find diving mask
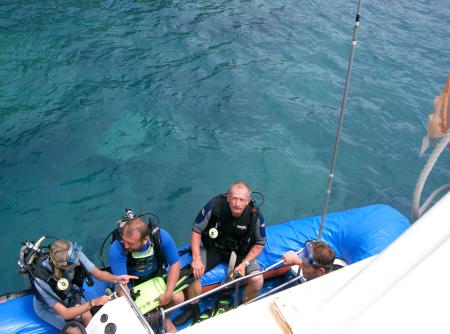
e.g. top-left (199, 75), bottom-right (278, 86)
top-left (67, 242), bottom-right (82, 265)
top-left (299, 240), bottom-right (332, 269)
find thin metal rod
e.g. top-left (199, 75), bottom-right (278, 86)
top-left (164, 259), bottom-right (281, 314)
top-left (117, 283), bottom-right (155, 334)
top-left (233, 280), bottom-right (240, 308)
top-left (245, 274), bottom-right (305, 304)
top-left (318, 0), bottom-right (363, 240)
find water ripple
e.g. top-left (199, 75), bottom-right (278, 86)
top-left (0, 0), bottom-right (449, 294)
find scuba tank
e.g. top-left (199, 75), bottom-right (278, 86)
top-left (17, 236), bottom-right (47, 288)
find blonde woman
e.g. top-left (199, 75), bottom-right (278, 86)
top-left (31, 240), bottom-right (136, 330)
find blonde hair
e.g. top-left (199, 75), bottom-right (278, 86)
top-left (49, 240), bottom-right (71, 280)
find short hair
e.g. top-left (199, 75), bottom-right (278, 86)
top-left (122, 217), bottom-right (149, 240)
top-left (228, 181), bottom-right (251, 198)
top-left (312, 241), bottom-right (335, 272)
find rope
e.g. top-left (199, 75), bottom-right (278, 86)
top-left (411, 128), bottom-right (450, 221)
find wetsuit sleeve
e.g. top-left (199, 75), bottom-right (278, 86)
top-left (160, 228), bottom-right (179, 265)
top-left (78, 251), bottom-right (95, 273)
top-left (109, 240), bottom-right (128, 276)
top-left (253, 214), bottom-right (267, 246)
top-left (192, 199), bottom-right (214, 234)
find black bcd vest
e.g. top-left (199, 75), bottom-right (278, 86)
top-left (112, 219), bottom-right (166, 279)
top-left (201, 194), bottom-right (259, 257)
top-left (25, 250), bottom-right (86, 306)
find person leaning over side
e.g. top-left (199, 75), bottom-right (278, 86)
top-left (283, 240), bottom-right (335, 281)
top-left (108, 216), bottom-right (184, 333)
top-left (31, 240), bottom-right (136, 331)
top-left (173, 181), bottom-right (266, 325)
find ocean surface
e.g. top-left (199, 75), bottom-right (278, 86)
top-left (1, 0), bottom-right (449, 295)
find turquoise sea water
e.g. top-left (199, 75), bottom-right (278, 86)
top-left (1, 0), bottom-right (449, 295)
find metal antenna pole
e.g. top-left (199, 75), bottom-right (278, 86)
top-left (318, 0), bottom-right (363, 240)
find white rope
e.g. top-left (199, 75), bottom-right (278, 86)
top-left (412, 128), bottom-right (450, 221)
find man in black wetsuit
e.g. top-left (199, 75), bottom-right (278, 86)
top-left (174, 181), bottom-right (266, 325)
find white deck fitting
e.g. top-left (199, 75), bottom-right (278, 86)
top-left (87, 297), bottom-right (149, 334)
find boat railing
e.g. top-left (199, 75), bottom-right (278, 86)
top-left (164, 249), bottom-right (303, 314)
top-left (246, 273), bottom-right (304, 304)
top-left (117, 283), bottom-right (157, 334)
top-left (103, 250), bottom-right (305, 333)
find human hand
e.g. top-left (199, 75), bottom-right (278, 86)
top-left (233, 263), bottom-right (246, 277)
top-left (156, 292), bottom-right (173, 306)
top-left (114, 275), bottom-right (139, 284)
top-left (282, 251), bottom-right (301, 266)
top-left (191, 257), bottom-right (205, 280)
top-left (91, 295), bottom-right (112, 307)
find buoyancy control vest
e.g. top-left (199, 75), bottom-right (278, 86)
top-left (20, 243), bottom-right (87, 306)
top-left (201, 194), bottom-right (260, 257)
top-left (112, 219), bottom-right (166, 280)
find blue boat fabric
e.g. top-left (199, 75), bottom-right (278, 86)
top-left (194, 204), bottom-right (410, 286)
top-left (0, 294), bottom-right (59, 334)
top-left (0, 204), bottom-right (410, 333)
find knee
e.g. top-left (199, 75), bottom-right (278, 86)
top-left (172, 291), bottom-right (185, 305)
top-left (192, 279), bottom-right (202, 292)
top-left (249, 274), bottom-right (264, 288)
top-left (186, 281), bottom-right (201, 299)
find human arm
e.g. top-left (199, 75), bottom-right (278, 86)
top-left (191, 231), bottom-right (204, 280)
top-left (234, 213), bottom-right (266, 275)
top-left (52, 295), bottom-right (111, 320)
top-left (282, 251), bottom-right (301, 266)
top-left (77, 248), bottom-right (136, 283)
top-left (74, 250), bottom-right (136, 285)
top-left (158, 261), bottom-right (180, 306)
top-left (234, 244), bottom-right (264, 276)
top-left (191, 200), bottom-right (214, 280)
top-left (91, 266), bottom-right (138, 284)
top-left (156, 229), bottom-right (181, 305)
